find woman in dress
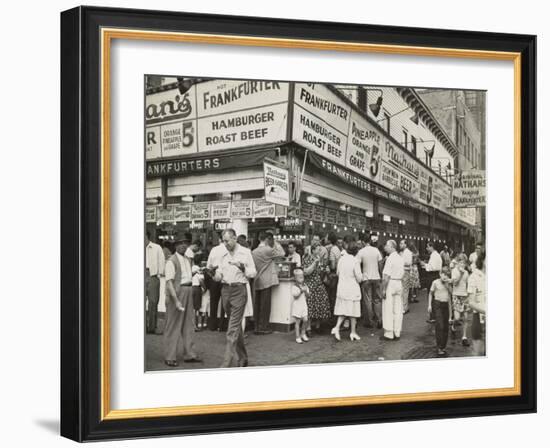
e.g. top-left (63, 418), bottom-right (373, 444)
top-left (303, 244), bottom-right (332, 333)
top-left (467, 250), bottom-right (486, 356)
top-left (332, 241), bottom-right (363, 341)
top-left (408, 242), bottom-right (421, 302)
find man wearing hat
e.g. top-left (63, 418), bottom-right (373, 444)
top-left (163, 232), bottom-right (202, 367)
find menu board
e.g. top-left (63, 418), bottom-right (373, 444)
top-left (312, 205), bottom-right (326, 222)
top-left (157, 205), bottom-right (175, 222)
top-left (230, 200), bottom-right (253, 219)
top-left (336, 211), bottom-right (348, 226)
top-left (174, 204), bottom-right (191, 222)
top-left (325, 208), bottom-right (337, 225)
top-left (210, 201), bottom-right (231, 220)
top-left (300, 203), bottom-right (314, 221)
top-left (145, 206), bottom-right (157, 223)
top-left (252, 199), bottom-right (277, 218)
top-left (190, 203), bottom-right (211, 221)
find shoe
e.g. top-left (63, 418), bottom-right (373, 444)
top-left (238, 359), bottom-right (249, 367)
top-left (394, 336), bottom-right (401, 341)
top-left (296, 337), bottom-right (303, 344)
top-left (331, 327), bottom-right (341, 341)
top-left (164, 360), bottom-right (178, 367)
top-left (379, 335), bottom-right (393, 342)
top-left (350, 333), bottom-right (361, 341)
top-left (437, 349), bottom-right (448, 358)
top-left (461, 338), bottom-right (470, 347)
top-left (301, 334), bottom-right (310, 342)
top-left (183, 357), bottom-right (203, 363)
top-left (377, 322), bottom-right (383, 329)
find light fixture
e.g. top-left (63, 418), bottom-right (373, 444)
top-left (369, 94), bottom-right (384, 117)
top-left (306, 195), bottom-right (320, 204)
top-left (252, 217), bottom-right (256, 223)
top-left (365, 210), bottom-right (374, 218)
top-left (353, 228), bottom-right (357, 232)
top-left (210, 219), bottom-right (214, 224)
top-left (180, 195), bottom-right (194, 203)
top-left (344, 226), bottom-right (348, 231)
top-left (399, 219), bottom-right (406, 225)
top-left (156, 220), bottom-right (162, 226)
top-left (309, 220), bottom-right (313, 226)
top-left (322, 223), bottom-right (326, 228)
top-left (339, 204), bottom-right (349, 211)
top-left (334, 225), bottom-right (337, 229)
top-left (274, 216), bottom-right (279, 222)
top-left (383, 214), bottom-right (391, 222)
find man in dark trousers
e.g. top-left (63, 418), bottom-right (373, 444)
top-left (206, 233), bottom-right (227, 331)
top-left (213, 229), bottom-right (257, 367)
top-left (163, 232), bottom-right (202, 367)
top-left (252, 231), bottom-right (285, 334)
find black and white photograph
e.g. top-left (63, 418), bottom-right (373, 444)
top-left (144, 76), bottom-right (487, 371)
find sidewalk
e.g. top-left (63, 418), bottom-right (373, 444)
top-left (145, 289), bottom-right (480, 371)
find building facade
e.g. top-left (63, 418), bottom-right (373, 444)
top-left (145, 78), bottom-right (478, 254)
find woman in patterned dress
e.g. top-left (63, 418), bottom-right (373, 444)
top-left (408, 243), bottom-right (421, 302)
top-left (303, 244), bottom-right (332, 333)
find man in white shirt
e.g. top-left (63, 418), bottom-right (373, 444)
top-left (356, 236), bottom-right (383, 328)
top-left (206, 237), bottom-right (228, 331)
top-left (381, 240), bottom-right (405, 341)
top-left (163, 232), bottom-right (201, 366)
top-left (286, 241), bottom-right (302, 267)
top-left (469, 243), bottom-right (483, 270)
top-left (399, 240), bottom-right (413, 315)
top-left (145, 231), bottom-right (165, 334)
top-left (421, 242), bottom-right (443, 323)
top-left (214, 229), bottom-right (257, 367)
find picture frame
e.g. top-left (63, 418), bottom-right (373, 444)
top-left (60, 5), bottom-right (536, 442)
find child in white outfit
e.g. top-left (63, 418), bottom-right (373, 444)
top-left (292, 269), bottom-right (310, 344)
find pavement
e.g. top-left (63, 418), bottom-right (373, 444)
top-left (145, 289), bottom-right (481, 371)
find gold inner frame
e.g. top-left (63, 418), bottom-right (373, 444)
top-left (100, 27), bottom-right (522, 421)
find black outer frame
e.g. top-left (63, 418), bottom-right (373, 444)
top-left (60, 6), bottom-right (536, 442)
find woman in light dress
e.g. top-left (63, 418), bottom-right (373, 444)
top-left (331, 241), bottom-right (363, 342)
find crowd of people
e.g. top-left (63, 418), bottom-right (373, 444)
top-left (145, 229), bottom-right (486, 368)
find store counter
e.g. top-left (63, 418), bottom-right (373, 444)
top-left (269, 278), bottom-right (296, 332)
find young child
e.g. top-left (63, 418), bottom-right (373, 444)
top-left (191, 264), bottom-right (203, 331)
top-left (192, 262), bottom-right (209, 331)
top-left (428, 267), bottom-right (453, 357)
top-left (451, 254), bottom-right (470, 346)
top-left (291, 269), bottom-right (310, 344)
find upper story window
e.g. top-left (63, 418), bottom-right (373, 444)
top-left (411, 136), bottom-right (417, 156)
top-left (383, 111), bottom-right (391, 134)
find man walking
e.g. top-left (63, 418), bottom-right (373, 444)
top-left (356, 235), bottom-right (383, 328)
top-left (145, 231), bottom-right (165, 334)
top-left (421, 241), bottom-right (443, 323)
top-left (380, 240), bottom-right (405, 341)
top-left (399, 240), bottom-right (413, 315)
top-left (252, 231), bottom-right (285, 334)
top-left (163, 233), bottom-right (201, 367)
top-left (206, 235), bottom-right (227, 331)
top-left (213, 229), bottom-right (257, 368)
